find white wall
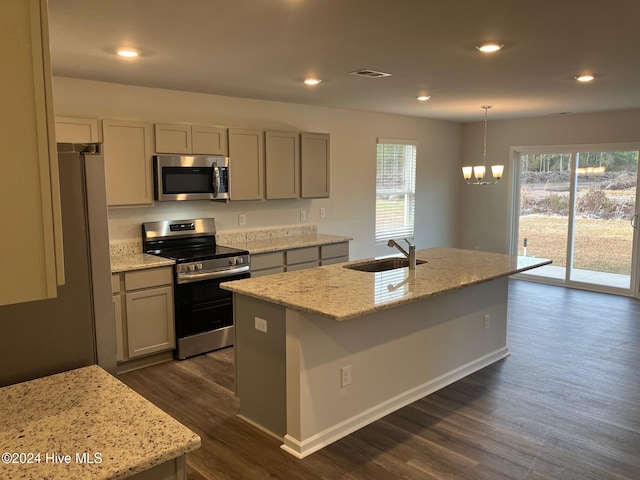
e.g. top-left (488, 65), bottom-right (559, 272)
top-left (52, 77), bottom-right (461, 260)
top-left (458, 108), bottom-right (640, 253)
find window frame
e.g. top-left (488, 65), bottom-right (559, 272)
top-left (375, 138), bottom-right (417, 243)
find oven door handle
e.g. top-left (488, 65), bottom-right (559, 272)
top-left (176, 265), bottom-right (250, 284)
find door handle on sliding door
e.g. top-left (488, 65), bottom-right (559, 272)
top-left (632, 213), bottom-right (639, 229)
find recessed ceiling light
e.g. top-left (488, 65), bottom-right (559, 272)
top-left (575, 74), bottom-right (595, 82)
top-left (476, 43), bottom-right (504, 53)
top-left (303, 78), bottom-right (322, 86)
top-left (349, 69), bottom-right (392, 78)
top-left (116, 48), bottom-right (140, 58)
top-left (417, 95), bottom-right (431, 102)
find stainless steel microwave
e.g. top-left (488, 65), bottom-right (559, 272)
top-left (154, 155), bottom-right (230, 202)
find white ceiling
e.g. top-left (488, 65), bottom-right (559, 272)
top-left (47, 0), bottom-right (640, 121)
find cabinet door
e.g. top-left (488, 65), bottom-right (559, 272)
top-left (228, 128), bottom-right (265, 201)
top-left (0, 0), bottom-right (63, 305)
top-left (55, 116), bottom-right (100, 143)
top-left (301, 133), bottom-right (330, 198)
top-left (192, 125), bottom-right (227, 155)
top-left (102, 119), bottom-right (153, 206)
top-left (125, 286), bottom-right (175, 358)
top-left (154, 123), bottom-right (191, 154)
top-left (265, 131), bottom-right (299, 199)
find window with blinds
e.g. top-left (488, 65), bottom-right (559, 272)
top-left (375, 139), bottom-right (417, 242)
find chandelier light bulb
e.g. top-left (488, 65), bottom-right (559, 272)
top-left (461, 105), bottom-right (504, 185)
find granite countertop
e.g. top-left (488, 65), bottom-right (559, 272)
top-left (0, 365), bottom-right (200, 480)
top-left (221, 247), bottom-right (551, 321)
top-left (111, 254), bottom-right (174, 273)
top-left (222, 233), bottom-right (352, 255)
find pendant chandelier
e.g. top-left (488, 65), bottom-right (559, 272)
top-left (462, 105), bottom-right (504, 185)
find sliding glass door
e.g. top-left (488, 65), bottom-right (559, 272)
top-left (512, 144), bottom-right (640, 297)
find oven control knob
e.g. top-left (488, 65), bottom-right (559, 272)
top-left (188, 264), bottom-right (196, 272)
top-left (196, 263), bottom-right (203, 270)
top-left (236, 257), bottom-right (244, 264)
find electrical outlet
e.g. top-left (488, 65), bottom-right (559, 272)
top-left (254, 317), bottom-right (268, 333)
top-left (483, 314), bottom-right (490, 330)
top-left (341, 365), bottom-right (352, 387)
top-left (320, 207), bottom-right (326, 219)
top-left (300, 210), bottom-right (307, 222)
top-left (238, 214), bottom-right (246, 226)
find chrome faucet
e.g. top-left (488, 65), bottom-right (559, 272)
top-left (387, 238), bottom-right (416, 269)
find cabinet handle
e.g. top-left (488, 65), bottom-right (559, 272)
top-left (632, 213), bottom-right (639, 229)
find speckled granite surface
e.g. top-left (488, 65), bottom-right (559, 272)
top-left (0, 365), bottom-right (200, 480)
top-left (109, 242), bottom-right (142, 257)
top-left (109, 226), bottom-right (349, 272)
top-left (110, 254), bottom-right (174, 273)
top-left (216, 224), bottom-right (318, 245)
top-left (221, 247), bottom-right (551, 321)
top-left (222, 233), bottom-right (352, 254)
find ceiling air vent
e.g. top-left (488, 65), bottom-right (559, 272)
top-left (349, 69), bottom-right (392, 78)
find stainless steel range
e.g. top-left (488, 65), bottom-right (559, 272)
top-left (142, 218), bottom-right (250, 359)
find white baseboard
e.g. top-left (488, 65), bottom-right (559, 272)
top-left (281, 346), bottom-right (509, 459)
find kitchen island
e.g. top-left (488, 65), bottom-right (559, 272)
top-left (221, 247), bottom-right (550, 458)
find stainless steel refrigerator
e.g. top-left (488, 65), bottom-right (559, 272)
top-left (0, 143), bottom-right (115, 386)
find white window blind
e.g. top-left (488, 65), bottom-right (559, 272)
top-left (375, 139), bottom-right (417, 242)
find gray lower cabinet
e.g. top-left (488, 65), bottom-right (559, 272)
top-left (250, 242), bottom-right (349, 277)
top-left (112, 267), bottom-right (175, 362)
top-left (320, 242), bottom-right (349, 265)
top-left (285, 246), bottom-right (319, 271)
top-left (251, 251), bottom-right (285, 277)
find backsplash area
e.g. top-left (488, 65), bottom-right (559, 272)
top-left (110, 224), bottom-right (318, 257)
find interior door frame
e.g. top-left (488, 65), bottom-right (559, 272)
top-left (508, 143), bottom-right (640, 299)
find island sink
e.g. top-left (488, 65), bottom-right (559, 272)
top-left (344, 257), bottom-right (427, 272)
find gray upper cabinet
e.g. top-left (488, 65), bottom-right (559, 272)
top-left (301, 132), bottom-right (330, 198)
top-left (228, 128), bottom-right (265, 201)
top-left (154, 124), bottom-right (191, 154)
top-left (155, 123), bottom-right (228, 155)
top-left (55, 116), bottom-right (100, 143)
top-left (1, 0), bottom-right (64, 305)
top-left (192, 125), bottom-right (227, 155)
top-left (265, 131), bottom-right (300, 199)
top-left (103, 119), bottom-right (154, 206)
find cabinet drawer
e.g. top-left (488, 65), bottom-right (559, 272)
top-left (320, 256), bottom-right (349, 266)
top-left (252, 266), bottom-right (285, 277)
top-left (320, 242), bottom-right (349, 260)
top-left (286, 246), bottom-right (319, 265)
top-left (124, 267), bottom-right (173, 291)
top-left (111, 274), bottom-right (121, 294)
top-left (251, 252), bottom-right (284, 271)
top-left (286, 260), bottom-right (319, 271)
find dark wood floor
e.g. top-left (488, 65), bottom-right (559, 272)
top-left (119, 280), bottom-right (640, 479)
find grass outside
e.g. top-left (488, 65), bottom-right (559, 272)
top-left (519, 215), bottom-right (633, 274)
